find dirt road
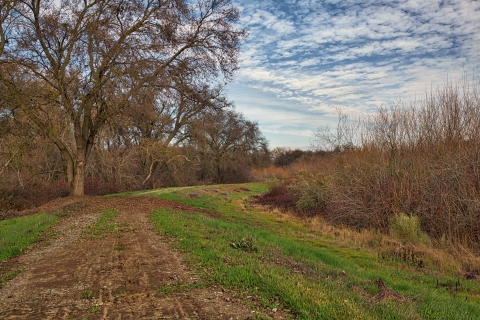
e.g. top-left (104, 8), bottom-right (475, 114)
top-left (0, 197), bottom-right (255, 319)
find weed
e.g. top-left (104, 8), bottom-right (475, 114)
top-left (390, 213), bottom-right (431, 245)
top-left (230, 235), bottom-right (258, 252)
top-left (1, 270), bottom-right (21, 287)
top-left (251, 165), bottom-right (290, 181)
top-left (114, 289), bottom-right (127, 298)
top-left (81, 290), bottom-right (93, 299)
top-left (53, 210), bottom-right (70, 218)
top-left (82, 210), bottom-right (118, 239)
top-left (157, 281), bottom-right (205, 294)
top-left (88, 305), bottom-right (99, 314)
top-left (114, 245), bottom-right (125, 251)
top-left (287, 170), bottom-right (328, 211)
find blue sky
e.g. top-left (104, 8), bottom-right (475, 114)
top-left (227, 0), bottom-right (480, 149)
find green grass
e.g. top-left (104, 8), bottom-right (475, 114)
top-left (146, 182), bottom-right (480, 320)
top-left (157, 280), bottom-right (206, 294)
top-left (82, 210), bottom-right (118, 239)
top-left (0, 212), bottom-right (58, 262)
top-left (81, 289), bottom-right (93, 299)
top-left (1, 269), bottom-right (22, 287)
top-left (88, 305), bottom-right (100, 314)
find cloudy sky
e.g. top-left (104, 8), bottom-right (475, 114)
top-left (226, 0), bottom-right (480, 149)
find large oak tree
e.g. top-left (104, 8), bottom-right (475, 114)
top-left (0, 0), bottom-right (245, 195)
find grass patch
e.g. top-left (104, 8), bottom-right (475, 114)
top-left (114, 289), bottom-right (127, 298)
top-left (88, 305), bottom-right (100, 314)
top-left (230, 235), bottom-right (258, 252)
top-left (82, 210), bottom-right (118, 239)
top-left (1, 269), bottom-right (22, 287)
top-left (81, 289), bottom-right (93, 299)
top-left (148, 183), bottom-right (480, 320)
top-left (157, 280), bottom-right (206, 294)
top-left (0, 212), bottom-right (58, 262)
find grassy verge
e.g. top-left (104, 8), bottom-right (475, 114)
top-left (148, 183), bottom-right (480, 319)
top-left (0, 213), bottom-right (58, 262)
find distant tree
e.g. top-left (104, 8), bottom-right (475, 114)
top-left (0, 0), bottom-right (246, 196)
top-left (190, 109), bottom-right (269, 183)
top-left (272, 148), bottom-right (305, 167)
top-left (311, 108), bottom-right (360, 152)
top-left (117, 83), bottom-right (229, 188)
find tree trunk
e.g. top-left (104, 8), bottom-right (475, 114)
top-left (216, 159), bottom-right (222, 184)
top-left (70, 148), bottom-right (86, 196)
top-left (71, 160), bottom-right (85, 196)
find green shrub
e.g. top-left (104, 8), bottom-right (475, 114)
top-left (390, 213), bottom-right (430, 245)
top-left (230, 235), bottom-right (258, 252)
top-left (287, 170), bottom-right (329, 212)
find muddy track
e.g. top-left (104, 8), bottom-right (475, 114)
top-left (0, 197), bottom-right (255, 319)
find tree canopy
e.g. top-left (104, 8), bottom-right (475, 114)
top-left (0, 0), bottom-right (246, 195)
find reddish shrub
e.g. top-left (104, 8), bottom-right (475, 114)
top-left (0, 179), bottom-right (128, 216)
top-left (84, 178), bottom-right (121, 196)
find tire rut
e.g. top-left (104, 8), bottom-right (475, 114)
top-left (0, 197), bottom-right (254, 320)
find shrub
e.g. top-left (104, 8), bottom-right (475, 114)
top-left (390, 213), bottom-right (431, 245)
top-left (84, 178), bottom-right (120, 196)
top-left (273, 148), bottom-right (305, 167)
top-left (254, 181), bottom-right (298, 211)
top-left (303, 75), bottom-right (480, 250)
top-left (230, 235), bottom-right (258, 252)
top-left (251, 165), bottom-right (290, 181)
top-left (287, 170), bottom-right (329, 212)
top-left (0, 182), bottom-right (69, 215)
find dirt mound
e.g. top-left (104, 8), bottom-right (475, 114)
top-left (0, 196), bottom-right (255, 319)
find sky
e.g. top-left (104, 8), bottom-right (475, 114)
top-left (226, 0), bottom-right (480, 149)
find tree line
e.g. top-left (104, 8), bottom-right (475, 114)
top-left (0, 0), bottom-right (270, 204)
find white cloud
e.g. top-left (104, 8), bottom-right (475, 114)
top-left (230, 0), bottom-right (480, 147)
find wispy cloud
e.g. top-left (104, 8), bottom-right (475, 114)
top-left (229, 0), bottom-right (480, 147)
top-left (48, 0), bottom-right (478, 149)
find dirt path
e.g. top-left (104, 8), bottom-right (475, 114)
top-left (134, 187), bottom-right (195, 196)
top-left (0, 197), bottom-right (255, 319)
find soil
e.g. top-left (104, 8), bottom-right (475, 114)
top-left (0, 196), bottom-right (262, 319)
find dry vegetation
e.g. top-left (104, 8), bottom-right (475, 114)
top-left (255, 76), bottom-right (480, 272)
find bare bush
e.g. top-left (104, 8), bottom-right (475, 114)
top-left (308, 76), bottom-right (480, 250)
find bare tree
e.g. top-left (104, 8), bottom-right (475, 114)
top-left (0, 0), bottom-right (246, 195)
top-left (111, 75), bottom-right (229, 187)
top-left (190, 109), bottom-right (268, 183)
top-left (311, 108), bottom-right (360, 152)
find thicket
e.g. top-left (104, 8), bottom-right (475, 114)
top-left (0, 109), bottom-right (270, 213)
top-left (261, 77), bottom-right (480, 251)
